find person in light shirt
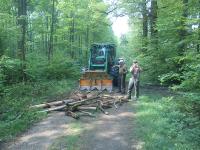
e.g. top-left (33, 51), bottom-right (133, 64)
top-left (127, 60), bottom-right (142, 100)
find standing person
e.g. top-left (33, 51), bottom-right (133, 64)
top-left (127, 60), bottom-right (142, 100)
top-left (117, 59), bottom-right (128, 94)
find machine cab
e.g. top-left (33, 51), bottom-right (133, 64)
top-left (89, 44), bottom-right (116, 72)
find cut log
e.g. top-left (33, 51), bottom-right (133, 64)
top-left (78, 106), bottom-right (97, 111)
top-left (70, 91), bottom-right (87, 100)
top-left (30, 99), bottom-right (75, 109)
top-left (79, 110), bottom-right (96, 117)
top-left (30, 103), bottom-right (51, 109)
top-left (102, 104), bottom-right (112, 109)
top-left (41, 105), bottom-right (66, 113)
top-left (68, 96), bottom-right (99, 106)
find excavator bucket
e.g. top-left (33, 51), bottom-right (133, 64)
top-left (79, 70), bottom-right (113, 92)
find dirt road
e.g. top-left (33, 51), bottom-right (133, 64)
top-left (2, 93), bottom-right (143, 150)
top-left (77, 101), bottom-right (143, 150)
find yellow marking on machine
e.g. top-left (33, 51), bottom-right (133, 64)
top-left (79, 70), bottom-right (113, 92)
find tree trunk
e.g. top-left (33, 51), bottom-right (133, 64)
top-left (71, 16), bottom-right (75, 58)
top-left (48, 0), bottom-right (55, 61)
top-left (85, 25), bottom-right (89, 61)
top-left (17, 0), bottom-right (27, 81)
top-left (178, 0), bottom-right (188, 55)
top-left (198, 23), bottom-right (200, 53)
top-left (197, 0), bottom-right (200, 53)
top-left (150, 0), bottom-right (158, 37)
top-left (45, 16), bottom-right (49, 56)
top-left (142, 0), bottom-right (148, 51)
top-left (150, 0), bottom-right (158, 52)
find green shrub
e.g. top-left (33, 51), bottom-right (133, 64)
top-left (0, 55), bottom-right (22, 85)
top-left (135, 94), bottom-right (200, 150)
top-left (0, 79), bottom-right (76, 141)
top-left (25, 52), bottom-right (80, 81)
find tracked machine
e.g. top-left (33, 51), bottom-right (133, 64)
top-left (79, 43), bottom-right (118, 92)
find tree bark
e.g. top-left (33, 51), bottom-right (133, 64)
top-left (150, 0), bottom-right (158, 51)
top-left (150, 0), bottom-right (158, 37)
top-left (197, 0), bottom-right (200, 53)
top-left (178, 0), bottom-right (188, 55)
top-left (17, 0), bottom-right (27, 81)
top-left (142, 0), bottom-right (148, 38)
top-left (48, 0), bottom-right (55, 61)
top-left (142, 0), bottom-right (148, 51)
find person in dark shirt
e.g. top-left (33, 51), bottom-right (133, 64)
top-left (117, 60), bottom-right (127, 94)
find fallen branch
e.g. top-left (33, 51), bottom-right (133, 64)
top-left (79, 110), bottom-right (96, 117)
top-left (30, 99), bottom-right (75, 109)
top-left (78, 106), bottom-right (97, 111)
top-left (97, 101), bottom-right (109, 115)
top-left (41, 105), bottom-right (66, 113)
top-left (65, 111), bottom-right (79, 119)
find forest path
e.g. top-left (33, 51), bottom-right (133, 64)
top-left (2, 112), bottom-right (75, 150)
top-left (75, 100), bottom-right (143, 150)
top-left (3, 86), bottom-right (168, 150)
top-left (2, 97), bottom-right (142, 150)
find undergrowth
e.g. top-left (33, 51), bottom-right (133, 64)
top-left (0, 79), bottom-right (77, 142)
top-left (134, 91), bottom-right (200, 150)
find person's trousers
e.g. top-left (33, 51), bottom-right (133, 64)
top-left (118, 74), bottom-right (126, 93)
top-left (127, 77), bottom-right (140, 98)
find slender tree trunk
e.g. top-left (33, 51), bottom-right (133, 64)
top-left (28, 16), bottom-right (33, 52)
top-left (198, 23), bottom-right (200, 53)
top-left (85, 26), bottom-right (89, 62)
top-left (71, 16), bottom-right (75, 58)
top-left (142, 0), bottom-right (148, 51)
top-left (150, 0), bottom-right (158, 51)
top-left (178, 0), bottom-right (188, 55)
top-left (150, 0), bottom-right (158, 37)
top-left (17, 0), bottom-right (27, 81)
top-left (197, 0), bottom-right (200, 53)
top-left (86, 26), bottom-right (89, 50)
top-left (78, 35), bottom-right (81, 58)
top-left (45, 16), bottom-right (49, 56)
top-left (48, 0), bottom-right (55, 61)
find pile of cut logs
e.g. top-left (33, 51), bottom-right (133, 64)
top-left (31, 91), bottom-right (128, 119)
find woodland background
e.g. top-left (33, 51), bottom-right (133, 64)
top-left (0, 0), bottom-right (199, 149)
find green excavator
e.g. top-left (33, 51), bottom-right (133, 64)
top-left (79, 43), bottom-right (118, 92)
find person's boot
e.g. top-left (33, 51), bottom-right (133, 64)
top-left (116, 90), bottom-right (121, 93)
top-left (121, 90), bottom-right (125, 94)
top-left (125, 94), bottom-right (131, 100)
top-left (134, 96), bottom-right (137, 100)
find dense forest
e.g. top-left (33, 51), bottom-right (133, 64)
top-left (0, 0), bottom-right (116, 141)
top-left (0, 0), bottom-right (200, 149)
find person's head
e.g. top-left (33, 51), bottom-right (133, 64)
top-left (133, 60), bottom-right (138, 64)
top-left (119, 60), bottom-right (124, 66)
top-left (133, 60), bottom-right (138, 67)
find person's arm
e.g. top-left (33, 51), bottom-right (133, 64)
top-left (129, 65), bottom-right (134, 73)
top-left (123, 65), bottom-right (128, 74)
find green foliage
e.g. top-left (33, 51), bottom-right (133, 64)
top-left (135, 93), bottom-right (200, 150)
top-left (159, 72), bottom-right (182, 85)
top-left (0, 0), bottom-right (117, 142)
top-left (0, 97), bottom-right (44, 141)
top-left (45, 53), bottom-right (80, 80)
top-left (0, 56), bottom-right (22, 85)
top-left (25, 52), bottom-right (80, 81)
top-left (0, 79), bottom-right (76, 141)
